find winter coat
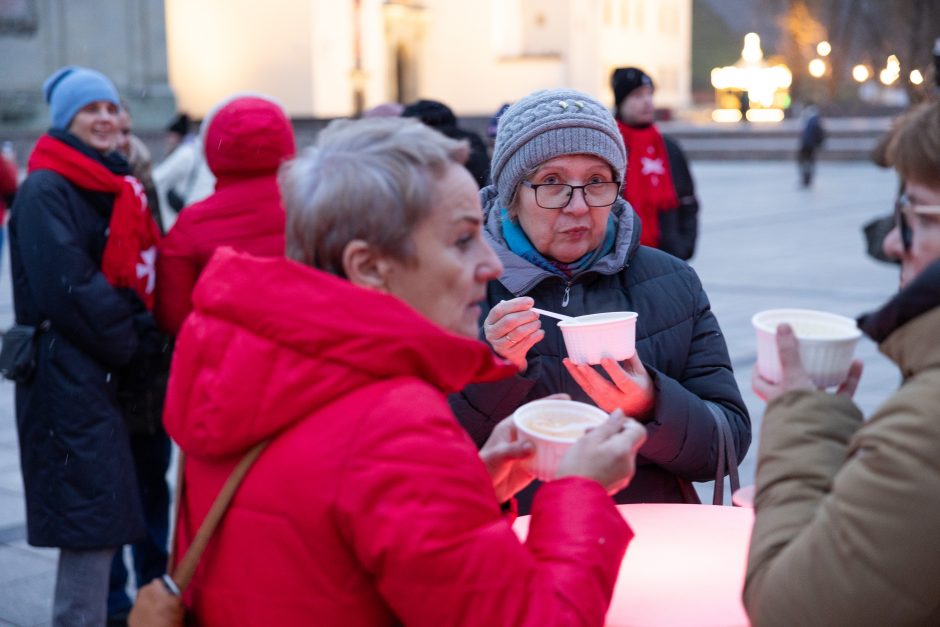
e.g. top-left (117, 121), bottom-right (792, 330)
top-left (451, 189), bottom-right (750, 507)
top-left (164, 248), bottom-right (633, 626)
top-left (744, 260), bottom-right (940, 627)
top-left (659, 135), bottom-right (699, 261)
top-left (154, 97), bottom-right (295, 335)
top-left (9, 129), bottom-right (146, 548)
top-left (799, 113), bottom-right (826, 151)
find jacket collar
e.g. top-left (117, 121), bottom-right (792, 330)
top-left (858, 259), bottom-right (940, 343)
top-left (479, 184), bottom-right (640, 296)
top-left (878, 306), bottom-right (940, 378)
top-left (858, 259), bottom-right (940, 375)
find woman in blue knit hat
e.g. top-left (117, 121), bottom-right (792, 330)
top-left (450, 88), bottom-right (750, 511)
top-left (8, 66), bottom-right (162, 625)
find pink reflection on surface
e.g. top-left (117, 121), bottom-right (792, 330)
top-left (514, 503), bottom-right (754, 627)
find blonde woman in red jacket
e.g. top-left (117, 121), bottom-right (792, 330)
top-left (163, 117), bottom-right (647, 625)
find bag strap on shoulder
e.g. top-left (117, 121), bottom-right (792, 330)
top-left (166, 440), bottom-right (268, 594)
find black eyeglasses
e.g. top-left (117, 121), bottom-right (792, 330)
top-left (521, 180), bottom-right (621, 209)
top-left (895, 193), bottom-right (940, 251)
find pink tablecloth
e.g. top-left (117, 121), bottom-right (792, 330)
top-left (513, 503), bottom-right (754, 627)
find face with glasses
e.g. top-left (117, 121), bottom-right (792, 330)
top-left (512, 154), bottom-right (620, 263)
top-left (883, 181), bottom-right (940, 288)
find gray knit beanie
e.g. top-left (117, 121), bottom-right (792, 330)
top-left (490, 88), bottom-right (626, 208)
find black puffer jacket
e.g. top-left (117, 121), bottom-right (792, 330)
top-left (9, 129), bottom-right (146, 548)
top-left (450, 188), bottom-right (750, 506)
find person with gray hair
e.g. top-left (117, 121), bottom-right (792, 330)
top-left (450, 88), bottom-right (750, 510)
top-left (160, 116), bottom-right (648, 624)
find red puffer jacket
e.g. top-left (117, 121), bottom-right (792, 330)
top-left (164, 249), bottom-right (633, 626)
top-left (154, 95), bottom-right (295, 335)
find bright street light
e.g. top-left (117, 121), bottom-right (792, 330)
top-left (816, 41), bottom-right (831, 57)
top-left (808, 58), bottom-right (826, 78)
top-left (911, 69), bottom-right (925, 85)
top-left (880, 55), bottom-right (901, 85)
top-left (852, 65), bottom-right (870, 82)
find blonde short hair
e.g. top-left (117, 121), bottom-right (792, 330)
top-left (280, 117), bottom-right (469, 276)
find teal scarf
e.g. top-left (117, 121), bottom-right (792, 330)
top-left (500, 208), bottom-right (616, 278)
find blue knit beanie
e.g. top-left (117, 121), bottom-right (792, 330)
top-left (42, 66), bottom-right (120, 130)
top-left (490, 88), bottom-right (627, 208)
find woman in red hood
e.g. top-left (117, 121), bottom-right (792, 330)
top-left (161, 117), bottom-right (647, 625)
top-left (154, 93), bottom-right (296, 335)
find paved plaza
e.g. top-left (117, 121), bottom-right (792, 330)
top-left (0, 158), bottom-right (902, 625)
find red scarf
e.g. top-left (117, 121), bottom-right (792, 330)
top-left (617, 121), bottom-right (679, 248)
top-left (28, 134), bottom-right (161, 310)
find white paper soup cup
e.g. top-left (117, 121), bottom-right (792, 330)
top-left (752, 308), bottom-right (862, 389)
top-left (557, 311), bottom-right (639, 365)
top-left (513, 399), bottom-right (608, 481)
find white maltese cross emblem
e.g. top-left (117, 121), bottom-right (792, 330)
top-left (136, 246), bottom-right (157, 294)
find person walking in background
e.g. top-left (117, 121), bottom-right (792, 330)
top-left (160, 116), bottom-right (647, 625)
top-left (154, 93), bottom-right (296, 336)
top-left (745, 101), bottom-right (940, 626)
top-left (9, 65), bottom-right (162, 626)
top-left (611, 67), bottom-right (700, 261)
top-left (402, 99), bottom-right (491, 188)
top-left (152, 112), bottom-right (214, 232)
top-left (449, 88), bottom-right (749, 512)
top-left (797, 103), bottom-right (826, 187)
top-left (738, 91), bottom-right (751, 123)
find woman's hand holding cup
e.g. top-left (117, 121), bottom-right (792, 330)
top-left (483, 297), bottom-right (544, 371)
top-left (555, 410), bottom-right (647, 495)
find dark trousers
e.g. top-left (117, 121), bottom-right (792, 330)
top-left (108, 429), bottom-right (172, 616)
top-left (798, 146), bottom-right (819, 187)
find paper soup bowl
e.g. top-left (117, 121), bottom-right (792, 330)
top-left (752, 308), bottom-right (862, 389)
top-left (557, 311), bottom-right (639, 365)
top-left (513, 399), bottom-right (608, 481)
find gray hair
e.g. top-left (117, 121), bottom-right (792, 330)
top-left (280, 117), bottom-right (469, 276)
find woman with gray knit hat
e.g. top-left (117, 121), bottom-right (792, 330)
top-left (450, 88), bottom-right (750, 508)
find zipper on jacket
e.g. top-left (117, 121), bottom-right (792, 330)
top-left (562, 282), bottom-right (571, 308)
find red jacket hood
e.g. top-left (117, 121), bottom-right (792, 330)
top-left (164, 248), bottom-right (516, 459)
top-left (204, 96), bottom-right (295, 180)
